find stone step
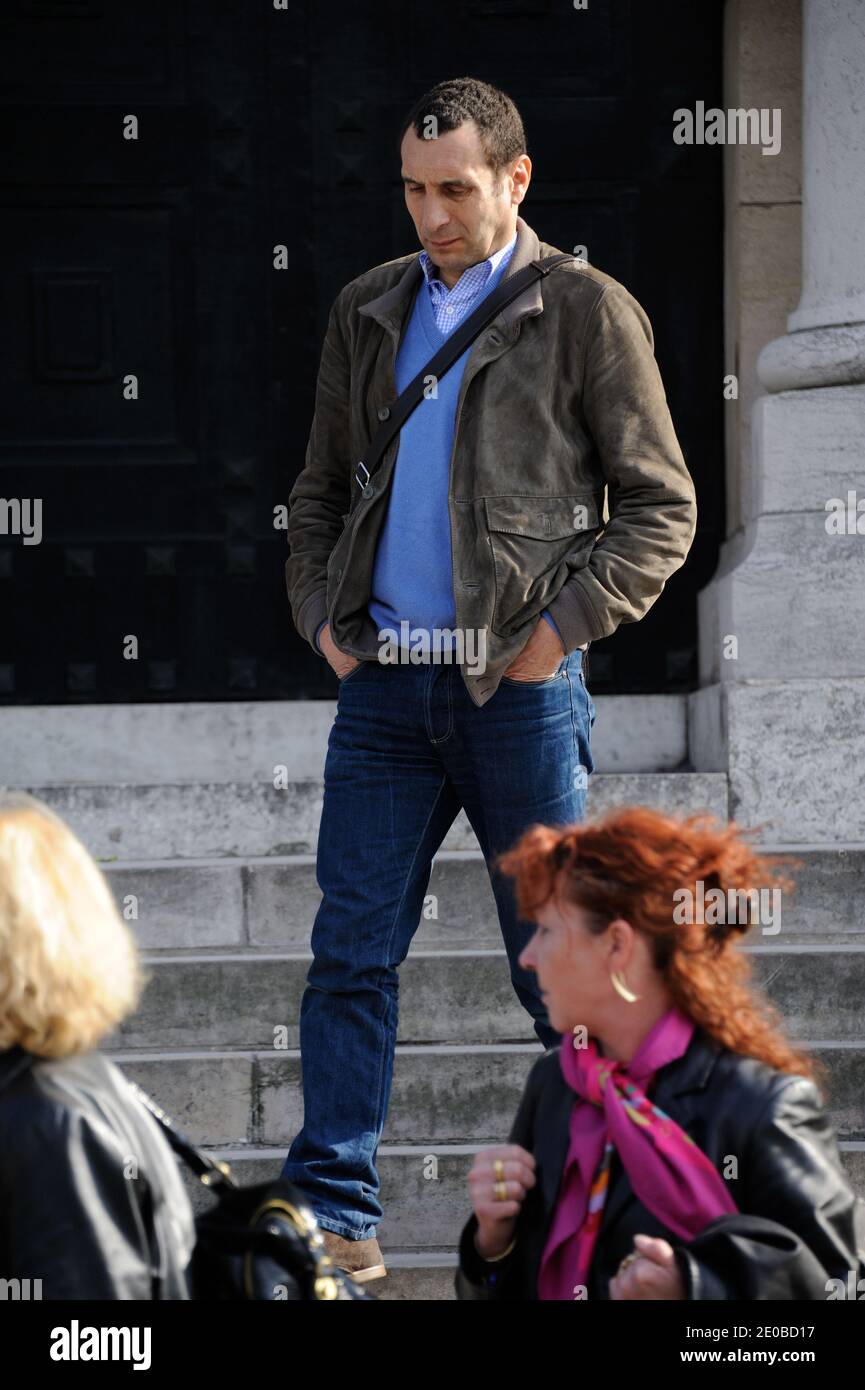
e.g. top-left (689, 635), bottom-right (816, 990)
top-left (110, 946), bottom-right (865, 1051)
top-left (22, 773), bottom-right (729, 862)
top-left (108, 1042), bottom-right (865, 1148)
top-left (372, 1255), bottom-right (459, 1302)
top-left (102, 846), bottom-right (865, 952)
top-left (0, 694), bottom-right (688, 784)
top-left (176, 1144), bottom-right (865, 1260)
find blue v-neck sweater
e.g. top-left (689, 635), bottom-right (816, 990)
top-left (315, 244), bottom-right (562, 656)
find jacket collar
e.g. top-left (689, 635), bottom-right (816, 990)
top-left (357, 214), bottom-right (545, 338)
top-left (652, 1026), bottom-right (724, 1098)
top-left (0, 1044), bottom-right (36, 1096)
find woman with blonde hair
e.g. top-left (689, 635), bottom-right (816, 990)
top-left (0, 791), bottom-right (195, 1298)
top-left (456, 806), bottom-right (864, 1300)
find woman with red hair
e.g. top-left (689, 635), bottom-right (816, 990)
top-left (456, 806), bottom-right (864, 1300)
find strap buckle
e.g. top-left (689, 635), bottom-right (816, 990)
top-left (532, 253), bottom-right (572, 277)
top-left (355, 460), bottom-right (370, 489)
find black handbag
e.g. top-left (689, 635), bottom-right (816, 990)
top-left (128, 1081), bottom-right (375, 1301)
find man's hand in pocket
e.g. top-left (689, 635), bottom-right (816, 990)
top-left (503, 617), bottom-right (565, 681)
top-left (319, 622), bottom-right (361, 680)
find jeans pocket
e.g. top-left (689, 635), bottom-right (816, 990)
top-left (500, 655), bottom-right (567, 686)
top-left (578, 666), bottom-right (597, 728)
top-left (337, 661), bottom-right (365, 686)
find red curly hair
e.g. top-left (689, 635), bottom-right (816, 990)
top-left (494, 805), bottom-right (824, 1090)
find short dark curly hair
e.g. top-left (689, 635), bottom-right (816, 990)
top-left (397, 76), bottom-right (527, 180)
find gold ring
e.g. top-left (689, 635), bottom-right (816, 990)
top-left (493, 1158), bottom-right (505, 1181)
top-left (618, 1252), bottom-right (639, 1272)
top-left (494, 1180), bottom-right (508, 1202)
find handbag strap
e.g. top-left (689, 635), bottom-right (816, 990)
top-left (126, 1078), bottom-right (239, 1192)
top-left (354, 250), bottom-right (575, 494)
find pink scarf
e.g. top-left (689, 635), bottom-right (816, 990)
top-left (537, 1008), bottom-right (738, 1300)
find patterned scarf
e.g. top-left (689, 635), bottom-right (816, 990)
top-left (537, 1008), bottom-right (738, 1299)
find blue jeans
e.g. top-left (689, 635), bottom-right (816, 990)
top-left (281, 648), bottom-right (596, 1239)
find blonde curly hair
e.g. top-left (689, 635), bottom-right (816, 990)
top-left (0, 792), bottom-right (145, 1057)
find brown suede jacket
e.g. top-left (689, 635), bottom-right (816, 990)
top-left (285, 215), bottom-right (697, 707)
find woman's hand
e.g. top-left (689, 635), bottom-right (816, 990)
top-left (608, 1234), bottom-right (686, 1300)
top-left (468, 1143), bottom-right (537, 1260)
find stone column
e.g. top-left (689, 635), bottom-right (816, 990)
top-left (692, 0), bottom-right (865, 844)
top-left (760, 0), bottom-right (865, 384)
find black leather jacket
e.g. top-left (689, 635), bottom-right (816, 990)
top-left (456, 1029), bottom-right (865, 1300)
top-left (0, 1045), bottom-right (196, 1299)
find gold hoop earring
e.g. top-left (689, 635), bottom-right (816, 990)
top-left (610, 970), bottom-right (640, 1003)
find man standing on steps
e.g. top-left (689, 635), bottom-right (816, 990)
top-left (283, 76), bottom-right (697, 1284)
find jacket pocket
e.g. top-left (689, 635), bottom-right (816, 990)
top-left (485, 493), bottom-right (601, 638)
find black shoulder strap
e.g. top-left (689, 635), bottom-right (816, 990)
top-left (354, 251), bottom-right (575, 494)
top-left (126, 1078), bottom-right (239, 1192)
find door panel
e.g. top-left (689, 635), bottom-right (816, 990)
top-left (0, 0), bottom-right (723, 701)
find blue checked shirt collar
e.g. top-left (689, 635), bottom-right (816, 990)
top-left (418, 230), bottom-right (518, 332)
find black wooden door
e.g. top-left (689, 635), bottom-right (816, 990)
top-left (0, 0), bottom-right (723, 703)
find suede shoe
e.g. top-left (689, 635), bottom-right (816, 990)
top-left (321, 1231), bottom-right (387, 1283)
